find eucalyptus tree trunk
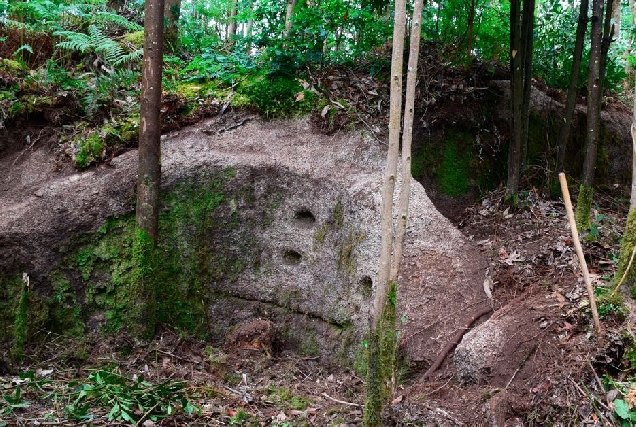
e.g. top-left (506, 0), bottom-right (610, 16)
top-left (363, 0), bottom-right (406, 423)
top-left (506, 0), bottom-right (523, 203)
top-left (576, 0), bottom-right (604, 230)
top-left (163, 0), bottom-right (180, 53)
top-left (133, 0), bottom-right (164, 339)
top-left (557, 0), bottom-right (589, 173)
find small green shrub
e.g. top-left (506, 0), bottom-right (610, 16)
top-left (239, 75), bottom-right (316, 118)
top-left (74, 133), bottom-right (105, 168)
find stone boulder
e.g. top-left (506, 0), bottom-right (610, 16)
top-left (0, 113), bottom-right (488, 365)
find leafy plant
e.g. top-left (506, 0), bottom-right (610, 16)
top-left (64, 369), bottom-right (199, 423)
top-left (0, 386), bottom-right (30, 419)
top-left (55, 25), bottom-right (142, 70)
top-left (239, 75), bottom-right (316, 118)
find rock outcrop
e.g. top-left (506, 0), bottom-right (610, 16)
top-left (0, 113), bottom-right (488, 365)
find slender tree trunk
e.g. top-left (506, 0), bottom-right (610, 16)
top-left (284, 0), bottom-right (297, 37)
top-left (467, 0), bottom-right (475, 59)
top-left (391, 0), bottom-right (424, 283)
top-left (133, 0), bottom-right (164, 339)
top-left (557, 0), bottom-right (589, 173)
top-left (163, 0), bottom-right (180, 53)
top-left (506, 0), bottom-right (523, 203)
top-left (599, 0), bottom-right (615, 90)
top-left (631, 82), bottom-right (636, 210)
top-left (364, 0), bottom-right (406, 423)
top-left (227, 0), bottom-right (238, 42)
top-left (519, 0), bottom-right (536, 170)
top-left (611, 0), bottom-right (620, 39)
top-left (576, 0), bottom-right (604, 230)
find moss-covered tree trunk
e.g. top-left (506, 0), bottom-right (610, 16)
top-left (576, 0), bottom-right (604, 230)
top-left (133, 0), bottom-right (164, 339)
top-left (614, 208), bottom-right (636, 297)
top-left (557, 0), bottom-right (588, 173)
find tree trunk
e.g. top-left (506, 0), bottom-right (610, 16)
top-left (611, 0), bottom-right (620, 39)
top-left (631, 73), bottom-right (636, 210)
top-left (576, 0), bottom-right (604, 230)
top-left (284, 0), bottom-right (297, 37)
top-left (163, 0), bottom-right (180, 53)
top-left (557, 0), bottom-right (589, 173)
top-left (133, 0), bottom-right (164, 339)
top-left (364, 0), bottom-right (406, 423)
top-left (599, 0), bottom-right (615, 91)
top-left (467, 0), bottom-right (475, 59)
top-left (519, 0), bottom-right (535, 171)
top-left (391, 0), bottom-right (424, 282)
top-left (227, 0), bottom-right (238, 42)
top-left (506, 0), bottom-right (523, 203)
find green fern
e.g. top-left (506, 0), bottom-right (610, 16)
top-left (93, 12), bottom-right (142, 31)
top-left (55, 25), bottom-right (142, 68)
top-left (3, 0), bottom-right (141, 33)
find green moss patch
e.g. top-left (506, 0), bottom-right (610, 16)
top-left (39, 168), bottom-right (246, 340)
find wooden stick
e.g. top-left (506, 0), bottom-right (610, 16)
top-left (558, 173), bottom-right (601, 333)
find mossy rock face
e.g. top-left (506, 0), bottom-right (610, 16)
top-left (412, 126), bottom-right (502, 202)
top-left (0, 117), bottom-right (488, 368)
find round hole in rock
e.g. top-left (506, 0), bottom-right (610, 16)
top-left (359, 276), bottom-right (373, 298)
top-left (283, 249), bottom-right (303, 265)
top-left (294, 208), bottom-right (316, 227)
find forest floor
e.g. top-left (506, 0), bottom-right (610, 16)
top-left (0, 175), bottom-right (633, 425)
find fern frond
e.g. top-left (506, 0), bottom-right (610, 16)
top-left (0, 18), bottom-right (32, 30)
top-left (54, 30), bottom-right (94, 53)
top-left (113, 49), bottom-right (143, 66)
top-left (93, 12), bottom-right (143, 31)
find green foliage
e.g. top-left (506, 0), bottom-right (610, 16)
top-left (55, 25), bottom-right (142, 68)
top-left (240, 75), bottom-right (316, 118)
top-left (63, 369), bottom-right (199, 423)
top-left (594, 287), bottom-right (626, 320)
top-left (422, 0), bottom-right (509, 63)
top-left (74, 133), bottom-right (105, 168)
top-left (0, 386), bottom-right (30, 419)
top-left (3, 0), bottom-right (141, 33)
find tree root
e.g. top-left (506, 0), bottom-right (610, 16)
top-left (423, 306), bottom-right (493, 379)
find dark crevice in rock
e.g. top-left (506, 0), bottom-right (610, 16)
top-left (282, 249), bottom-right (302, 265)
top-left (293, 208), bottom-right (316, 227)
